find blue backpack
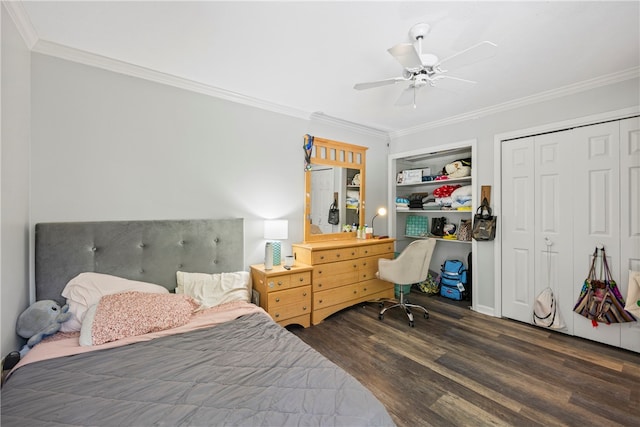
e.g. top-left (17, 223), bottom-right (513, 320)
top-left (439, 260), bottom-right (468, 301)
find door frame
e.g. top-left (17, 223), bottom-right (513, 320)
top-left (492, 106), bottom-right (639, 318)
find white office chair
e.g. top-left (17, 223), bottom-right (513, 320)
top-left (377, 239), bottom-right (436, 327)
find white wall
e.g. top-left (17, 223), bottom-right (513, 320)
top-left (389, 77), bottom-right (640, 314)
top-left (1, 4), bottom-right (31, 357)
top-left (29, 53), bottom-right (389, 287)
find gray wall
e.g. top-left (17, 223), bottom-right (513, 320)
top-left (389, 78), bottom-right (640, 314)
top-left (1, 5), bottom-right (31, 357)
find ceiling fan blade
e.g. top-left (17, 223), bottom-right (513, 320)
top-left (431, 75), bottom-right (477, 93)
top-left (435, 40), bottom-right (497, 71)
top-left (388, 43), bottom-right (422, 69)
top-left (394, 85), bottom-right (424, 107)
top-left (353, 77), bottom-right (407, 91)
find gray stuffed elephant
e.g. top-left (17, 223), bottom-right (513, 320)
top-left (16, 300), bottom-right (72, 356)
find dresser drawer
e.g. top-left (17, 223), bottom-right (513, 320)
top-left (313, 283), bottom-right (359, 309)
top-left (359, 278), bottom-right (394, 297)
top-left (311, 247), bottom-right (359, 264)
top-left (358, 254), bottom-right (394, 281)
top-left (359, 242), bottom-right (395, 257)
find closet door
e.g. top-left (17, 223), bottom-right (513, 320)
top-left (501, 133), bottom-right (574, 328)
top-left (571, 121), bottom-right (621, 346)
top-left (501, 137), bottom-right (536, 322)
top-left (533, 131), bottom-right (575, 334)
top-left (620, 117), bottom-right (640, 352)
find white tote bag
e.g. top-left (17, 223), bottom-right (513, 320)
top-left (624, 270), bottom-right (640, 317)
top-left (533, 287), bottom-right (566, 329)
top-left (533, 240), bottom-right (566, 330)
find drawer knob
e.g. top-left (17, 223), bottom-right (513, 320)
top-left (275, 297), bottom-right (280, 302)
top-left (363, 262), bottom-right (367, 266)
top-left (299, 277), bottom-right (304, 282)
top-left (277, 281), bottom-right (283, 286)
top-left (275, 313), bottom-right (280, 318)
top-left (303, 292), bottom-right (307, 297)
top-left (364, 287), bottom-right (367, 291)
top-left (303, 306), bottom-right (307, 311)
top-left (319, 299), bottom-right (323, 303)
top-left (353, 290), bottom-right (357, 294)
top-left (336, 254), bottom-right (340, 258)
top-left (320, 255), bottom-right (325, 260)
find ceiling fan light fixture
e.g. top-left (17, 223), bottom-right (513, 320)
top-left (409, 23), bottom-right (431, 42)
top-left (420, 53), bottom-right (439, 67)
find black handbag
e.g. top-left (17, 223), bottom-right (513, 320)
top-left (431, 217), bottom-right (446, 237)
top-left (472, 198), bottom-right (497, 241)
top-left (328, 200), bottom-right (340, 225)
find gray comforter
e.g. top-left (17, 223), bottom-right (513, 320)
top-left (1, 312), bottom-right (395, 426)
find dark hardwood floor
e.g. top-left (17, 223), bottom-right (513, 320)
top-left (289, 290), bottom-right (640, 427)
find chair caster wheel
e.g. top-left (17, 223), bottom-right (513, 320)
top-left (409, 321), bottom-right (415, 327)
top-left (378, 314), bottom-right (384, 321)
top-left (379, 302), bottom-right (384, 308)
top-left (424, 313), bottom-right (429, 319)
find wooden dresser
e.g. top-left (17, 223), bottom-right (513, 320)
top-left (250, 263), bottom-right (313, 328)
top-left (292, 238), bottom-right (395, 325)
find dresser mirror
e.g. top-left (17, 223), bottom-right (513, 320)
top-left (303, 137), bottom-right (367, 242)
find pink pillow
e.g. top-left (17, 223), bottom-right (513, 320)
top-left (61, 273), bottom-right (169, 332)
top-left (79, 292), bottom-right (199, 346)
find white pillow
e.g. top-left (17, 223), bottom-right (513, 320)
top-left (451, 185), bottom-right (472, 198)
top-left (176, 271), bottom-right (251, 308)
top-left (60, 272), bottom-right (169, 332)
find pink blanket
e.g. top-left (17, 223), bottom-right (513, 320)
top-left (10, 300), bottom-right (268, 375)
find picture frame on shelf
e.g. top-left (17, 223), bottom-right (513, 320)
top-left (396, 172), bottom-right (404, 184)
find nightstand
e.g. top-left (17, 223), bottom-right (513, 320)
top-left (250, 263), bottom-right (312, 328)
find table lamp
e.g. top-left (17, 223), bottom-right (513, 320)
top-left (371, 207), bottom-right (387, 237)
top-left (264, 219), bottom-right (288, 270)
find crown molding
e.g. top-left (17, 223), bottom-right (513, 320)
top-left (32, 39), bottom-right (316, 122)
top-left (31, 38), bottom-right (392, 138)
top-left (390, 67), bottom-right (640, 138)
top-left (3, 0), bottom-right (39, 49)
top-left (309, 112), bottom-right (390, 139)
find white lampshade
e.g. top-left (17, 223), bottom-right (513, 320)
top-left (264, 220), bottom-right (288, 240)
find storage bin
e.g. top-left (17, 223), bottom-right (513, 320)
top-left (405, 215), bottom-right (428, 237)
top-left (394, 284), bottom-right (412, 298)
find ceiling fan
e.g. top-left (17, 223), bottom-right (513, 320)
top-left (354, 23), bottom-right (497, 108)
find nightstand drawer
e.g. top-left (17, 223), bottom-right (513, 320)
top-left (262, 271), bottom-right (311, 292)
top-left (267, 285), bottom-right (311, 307)
top-left (267, 286), bottom-right (311, 321)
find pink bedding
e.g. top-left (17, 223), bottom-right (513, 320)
top-left (10, 300), bottom-right (268, 375)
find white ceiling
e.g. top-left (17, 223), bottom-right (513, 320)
top-left (12, 1), bottom-right (640, 136)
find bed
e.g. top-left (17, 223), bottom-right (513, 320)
top-left (1, 219), bottom-right (395, 426)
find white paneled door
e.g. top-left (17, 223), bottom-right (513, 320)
top-left (501, 117), bottom-right (640, 351)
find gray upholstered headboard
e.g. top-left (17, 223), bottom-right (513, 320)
top-left (35, 219), bottom-right (244, 305)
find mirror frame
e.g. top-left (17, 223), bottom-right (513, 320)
top-left (304, 137), bottom-right (367, 242)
